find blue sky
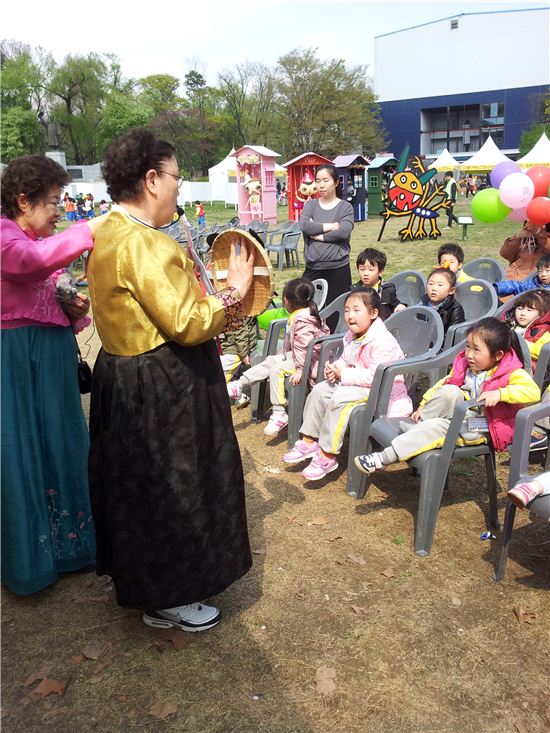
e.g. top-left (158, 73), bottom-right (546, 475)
top-left (2, 0), bottom-right (547, 85)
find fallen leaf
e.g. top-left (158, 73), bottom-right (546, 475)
top-left (347, 554), bottom-right (366, 565)
top-left (82, 641), bottom-right (112, 660)
top-left (113, 695), bottom-right (128, 703)
top-left (158, 629), bottom-right (186, 650)
top-left (450, 596), bottom-right (462, 607)
top-left (42, 700), bottom-right (54, 711)
top-left (89, 673), bottom-right (104, 684)
top-left (33, 678), bottom-right (69, 698)
top-left (311, 516), bottom-right (329, 526)
top-left (513, 718), bottom-right (529, 733)
top-left (381, 567), bottom-right (395, 578)
top-left (24, 663), bottom-right (53, 687)
top-left (315, 666), bottom-right (336, 695)
top-left (328, 535), bottom-right (342, 542)
top-left (262, 465), bottom-right (280, 474)
top-left (351, 605), bottom-right (369, 616)
top-left (252, 548), bottom-right (266, 555)
top-left (513, 606), bottom-right (536, 624)
top-left (286, 515), bottom-right (297, 524)
top-left (93, 660), bottom-right (110, 674)
top-left (71, 655), bottom-right (84, 666)
top-left (353, 628), bottom-right (365, 638)
top-left (149, 701), bottom-right (178, 720)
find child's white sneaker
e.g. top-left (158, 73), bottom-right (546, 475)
top-left (227, 381), bottom-right (243, 399)
top-left (264, 411), bottom-right (288, 436)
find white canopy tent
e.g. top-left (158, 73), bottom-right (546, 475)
top-left (459, 136), bottom-right (512, 172)
top-left (427, 148), bottom-right (460, 172)
top-left (516, 132), bottom-right (550, 168)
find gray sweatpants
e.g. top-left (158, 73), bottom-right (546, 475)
top-left (239, 354), bottom-right (295, 407)
top-left (392, 384), bottom-right (485, 461)
top-left (300, 380), bottom-right (370, 455)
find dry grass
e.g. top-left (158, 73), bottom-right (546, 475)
top-left (2, 199), bottom-right (549, 732)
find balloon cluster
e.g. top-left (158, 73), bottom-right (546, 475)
top-left (471, 162), bottom-right (550, 225)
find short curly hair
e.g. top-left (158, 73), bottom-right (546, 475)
top-left (1, 155), bottom-right (70, 220)
top-left (101, 128), bottom-right (176, 203)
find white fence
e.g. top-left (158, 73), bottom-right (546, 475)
top-left (180, 181), bottom-right (238, 208)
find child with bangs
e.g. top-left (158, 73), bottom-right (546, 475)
top-left (421, 267), bottom-right (465, 337)
top-left (282, 287), bottom-right (412, 483)
top-left (503, 289), bottom-right (550, 364)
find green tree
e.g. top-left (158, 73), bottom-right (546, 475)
top-left (275, 48), bottom-right (386, 159)
top-left (47, 53), bottom-right (108, 164)
top-left (518, 93), bottom-right (550, 156)
top-left (1, 107), bottom-right (46, 160)
top-left (98, 92), bottom-right (153, 155)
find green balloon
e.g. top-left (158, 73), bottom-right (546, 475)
top-left (471, 187), bottom-right (511, 223)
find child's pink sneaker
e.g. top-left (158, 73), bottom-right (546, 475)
top-left (507, 481), bottom-right (543, 508)
top-left (301, 453), bottom-right (338, 481)
top-left (283, 439), bottom-right (318, 464)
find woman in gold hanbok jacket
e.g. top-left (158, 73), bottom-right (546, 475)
top-left (87, 129), bottom-right (254, 633)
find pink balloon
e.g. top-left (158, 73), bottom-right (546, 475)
top-left (526, 196), bottom-right (550, 226)
top-left (508, 206), bottom-right (527, 222)
top-left (498, 172), bottom-right (535, 209)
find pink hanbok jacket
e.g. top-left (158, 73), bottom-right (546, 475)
top-left (333, 316), bottom-right (413, 416)
top-left (1, 218), bottom-right (92, 332)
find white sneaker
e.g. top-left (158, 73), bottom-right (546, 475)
top-left (264, 411), bottom-right (289, 436)
top-left (236, 393), bottom-right (251, 408)
top-left (143, 602), bottom-right (221, 632)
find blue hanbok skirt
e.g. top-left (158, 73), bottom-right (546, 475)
top-left (1, 325), bottom-right (95, 595)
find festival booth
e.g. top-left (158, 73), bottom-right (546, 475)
top-left (516, 132), bottom-right (550, 169)
top-left (283, 152), bottom-right (333, 221)
top-left (428, 148), bottom-right (460, 173)
top-left (459, 136), bottom-right (512, 174)
top-left (235, 145), bottom-right (280, 226)
top-left (366, 156), bottom-right (397, 217)
top-left (333, 154), bottom-right (370, 221)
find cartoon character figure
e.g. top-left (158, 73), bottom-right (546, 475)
top-left (294, 170), bottom-right (318, 218)
top-left (383, 145), bottom-right (450, 241)
top-left (244, 178), bottom-right (262, 219)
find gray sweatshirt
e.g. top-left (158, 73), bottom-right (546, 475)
top-left (299, 199), bottom-right (355, 270)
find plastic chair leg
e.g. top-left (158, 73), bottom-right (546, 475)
top-left (346, 410), bottom-right (372, 499)
top-left (287, 384), bottom-right (305, 448)
top-left (414, 457), bottom-right (447, 556)
top-left (493, 501), bottom-right (516, 581)
top-left (484, 451), bottom-right (500, 529)
top-left (251, 381), bottom-right (267, 423)
top-left (278, 249), bottom-right (285, 271)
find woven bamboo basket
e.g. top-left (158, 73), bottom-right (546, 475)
top-left (209, 229), bottom-right (275, 316)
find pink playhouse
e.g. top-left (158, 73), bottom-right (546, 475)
top-left (235, 145), bottom-right (280, 226)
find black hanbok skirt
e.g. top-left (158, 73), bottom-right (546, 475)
top-left (88, 339), bottom-right (252, 610)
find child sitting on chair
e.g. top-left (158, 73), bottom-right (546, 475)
top-left (421, 267), bottom-right (465, 337)
top-left (354, 247), bottom-right (406, 320)
top-left (503, 289), bottom-right (550, 365)
top-left (494, 253), bottom-right (550, 297)
top-left (220, 317), bottom-right (258, 405)
top-left (282, 287), bottom-right (412, 482)
top-left (355, 318), bottom-right (540, 475)
top-left (227, 278), bottom-right (330, 436)
top-left (437, 242), bottom-right (473, 284)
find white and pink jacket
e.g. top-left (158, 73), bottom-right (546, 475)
top-left (1, 218), bottom-right (92, 333)
top-left (332, 316), bottom-right (413, 416)
top-left (283, 307), bottom-right (330, 384)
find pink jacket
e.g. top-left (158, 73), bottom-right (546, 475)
top-left (333, 316), bottom-right (413, 416)
top-left (284, 307), bottom-right (330, 383)
top-left (445, 349), bottom-right (539, 451)
top-left (1, 218), bottom-right (92, 332)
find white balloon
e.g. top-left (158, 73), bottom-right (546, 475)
top-left (498, 173), bottom-right (535, 209)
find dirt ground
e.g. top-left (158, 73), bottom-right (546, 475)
top-left (2, 295), bottom-right (550, 733)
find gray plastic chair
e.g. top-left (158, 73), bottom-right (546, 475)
top-left (248, 220), bottom-right (261, 232)
top-left (363, 342), bottom-right (500, 556)
top-left (387, 270), bottom-right (426, 307)
top-left (312, 278), bottom-right (329, 310)
top-left (249, 317), bottom-right (288, 422)
top-left (444, 279), bottom-right (498, 349)
top-left (265, 221), bottom-right (295, 247)
top-left (256, 221), bottom-right (269, 243)
top-left (534, 341), bottom-right (550, 390)
top-left (463, 257), bottom-right (505, 283)
top-left (266, 230), bottom-right (302, 271)
top-left (346, 306), bottom-right (445, 498)
top-left (494, 401), bottom-right (550, 581)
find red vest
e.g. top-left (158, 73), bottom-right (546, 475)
top-left (445, 349), bottom-right (524, 451)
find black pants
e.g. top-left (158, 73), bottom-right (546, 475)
top-left (447, 204), bottom-right (459, 227)
top-left (303, 263), bottom-right (352, 332)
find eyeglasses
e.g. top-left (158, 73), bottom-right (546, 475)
top-left (159, 171), bottom-right (184, 189)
